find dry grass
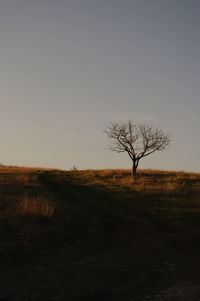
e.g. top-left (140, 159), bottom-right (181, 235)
top-left (16, 195), bottom-right (56, 218)
top-left (0, 166), bottom-right (199, 220)
top-left (1, 194), bottom-right (56, 221)
top-left (70, 168), bottom-right (200, 195)
top-left (0, 166), bottom-right (57, 221)
top-left (0, 166), bottom-right (200, 301)
top-left (129, 180), bottom-right (183, 194)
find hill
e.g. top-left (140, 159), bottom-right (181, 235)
top-left (0, 166), bottom-right (200, 300)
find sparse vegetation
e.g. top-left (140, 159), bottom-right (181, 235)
top-left (0, 166), bottom-right (200, 300)
top-left (15, 195), bottom-right (55, 218)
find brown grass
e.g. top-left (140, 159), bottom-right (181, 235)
top-left (16, 195), bottom-right (55, 218)
top-left (0, 166), bottom-right (200, 301)
top-left (0, 166), bottom-right (199, 220)
top-left (0, 166), bottom-right (57, 221)
top-left (1, 194), bottom-right (56, 221)
top-left (70, 168), bottom-right (200, 195)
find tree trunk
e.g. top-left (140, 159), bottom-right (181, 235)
top-left (131, 160), bottom-right (138, 180)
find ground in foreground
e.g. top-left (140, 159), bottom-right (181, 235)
top-left (0, 166), bottom-right (200, 300)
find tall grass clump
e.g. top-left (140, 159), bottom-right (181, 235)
top-left (2, 194), bottom-right (57, 222)
top-left (17, 195), bottom-right (56, 219)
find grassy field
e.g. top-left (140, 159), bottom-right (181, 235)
top-left (0, 166), bottom-right (200, 300)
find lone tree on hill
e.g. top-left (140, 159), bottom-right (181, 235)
top-left (104, 121), bottom-right (171, 179)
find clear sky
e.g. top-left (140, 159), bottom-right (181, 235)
top-left (0, 0), bottom-right (199, 171)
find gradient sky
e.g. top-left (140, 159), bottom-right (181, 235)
top-left (0, 0), bottom-right (199, 171)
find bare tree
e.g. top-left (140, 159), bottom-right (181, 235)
top-left (104, 121), bottom-right (171, 179)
